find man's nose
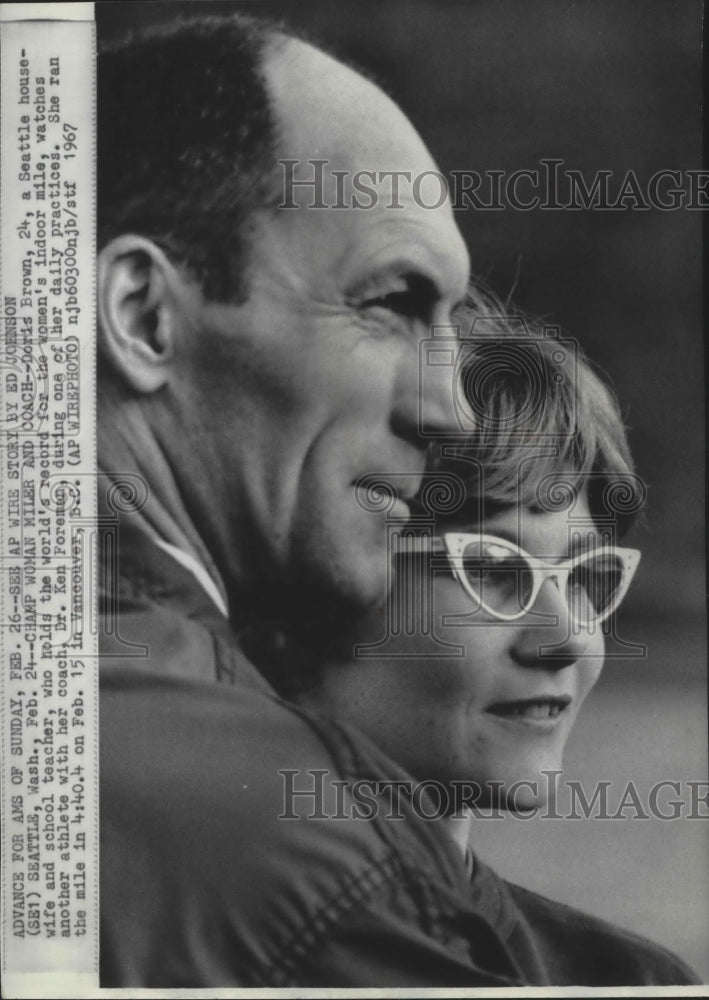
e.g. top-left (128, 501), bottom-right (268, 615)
top-left (391, 332), bottom-right (465, 444)
top-left (511, 577), bottom-right (594, 670)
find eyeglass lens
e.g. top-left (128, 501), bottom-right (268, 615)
top-left (460, 541), bottom-right (626, 623)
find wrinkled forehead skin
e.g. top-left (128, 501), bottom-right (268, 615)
top-left (261, 38), bottom-right (470, 304)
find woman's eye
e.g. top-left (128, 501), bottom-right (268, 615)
top-left (485, 569), bottom-right (519, 590)
top-left (464, 560), bottom-right (508, 583)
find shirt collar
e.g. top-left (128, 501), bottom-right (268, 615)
top-left (152, 537), bottom-right (229, 618)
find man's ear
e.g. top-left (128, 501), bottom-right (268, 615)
top-left (97, 235), bottom-right (190, 393)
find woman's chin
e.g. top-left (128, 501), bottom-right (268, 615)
top-left (501, 789), bottom-right (547, 813)
top-left (467, 762), bottom-right (564, 813)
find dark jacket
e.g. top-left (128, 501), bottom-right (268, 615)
top-left (99, 526), bottom-right (698, 987)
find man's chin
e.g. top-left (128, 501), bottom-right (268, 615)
top-left (287, 545), bottom-right (390, 633)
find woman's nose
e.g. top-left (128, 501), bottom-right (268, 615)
top-left (510, 576), bottom-right (595, 670)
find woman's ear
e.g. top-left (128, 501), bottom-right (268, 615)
top-left (97, 235), bottom-right (189, 393)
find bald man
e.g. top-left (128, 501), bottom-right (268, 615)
top-left (97, 13), bottom-right (515, 988)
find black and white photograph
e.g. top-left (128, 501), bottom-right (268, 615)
top-left (1, 0), bottom-right (706, 994)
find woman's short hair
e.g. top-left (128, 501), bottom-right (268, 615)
top-left (429, 285), bottom-right (645, 534)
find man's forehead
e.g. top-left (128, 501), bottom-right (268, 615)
top-left (266, 39), bottom-right (443, 181)
top-left (259, 40), bottom-right (469, 301)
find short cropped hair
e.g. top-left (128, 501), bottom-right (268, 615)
top-left (431, 287), bottom-right (645, 533)
top-left (98, 14), bottom-right (285, 302)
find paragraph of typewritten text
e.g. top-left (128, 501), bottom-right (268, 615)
top-left (1, 8), bottom-right (97, 998)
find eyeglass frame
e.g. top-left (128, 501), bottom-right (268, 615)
top-left (397, 532), bottom-right (641, 627)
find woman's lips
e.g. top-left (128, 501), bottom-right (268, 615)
top-left (485, 695), bottom-right (572, 731)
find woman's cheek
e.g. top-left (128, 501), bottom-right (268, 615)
top-left (576, 633), bottom-right (606, 705)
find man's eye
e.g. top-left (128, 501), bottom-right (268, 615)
top-left (363, 291), bottom-right (420, 319)
top-left (359, 274), bottom-right (437, 323)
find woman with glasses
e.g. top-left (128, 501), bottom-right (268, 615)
top-left (289, 315), bottom-right (643, 820)
top-left (248, 294), bottom-right (697, 985)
